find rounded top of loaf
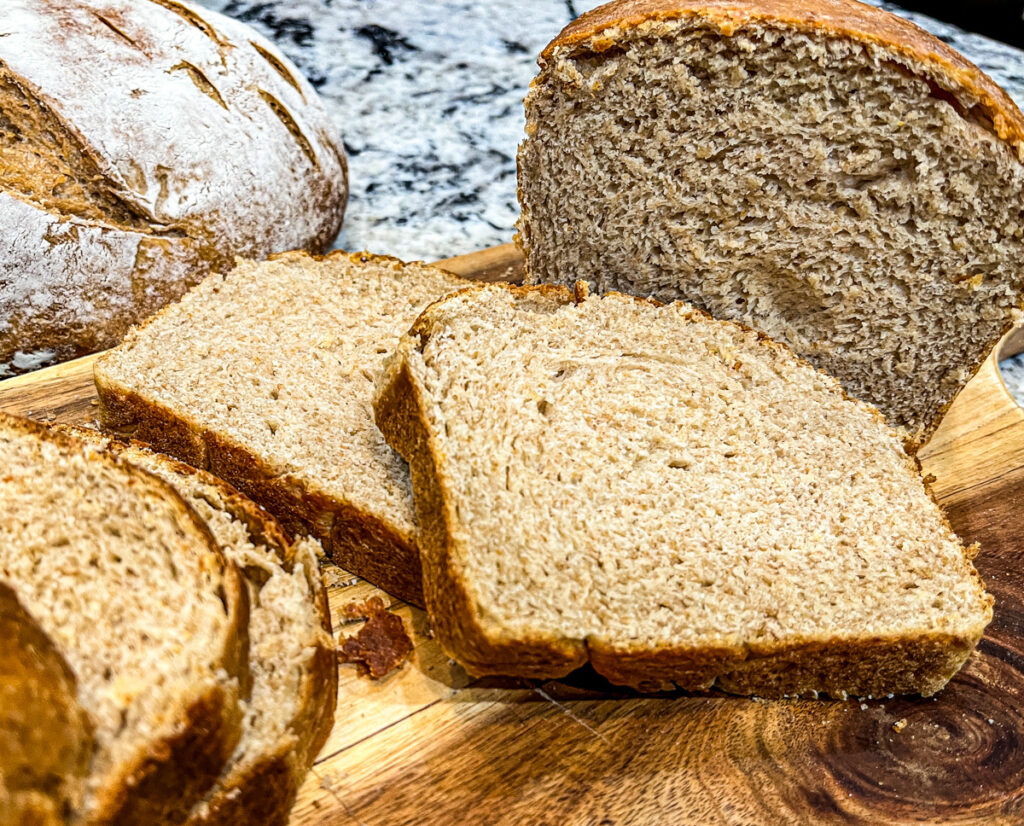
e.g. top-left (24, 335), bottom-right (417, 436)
top-left (0, 0), bottom-right (347, 253)
top-left (542, 0), bottom-right (1024, 156)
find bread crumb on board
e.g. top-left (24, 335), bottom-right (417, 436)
top-left (338, 597), bottom-right (413, 678)
top-left (893, 718), bottom-right (908, 733)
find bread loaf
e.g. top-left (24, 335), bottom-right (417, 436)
top-left (64, 428), bottom-right (337, 826)
top-left (517, 0), bottom-right (1024, 446)
top-left (0, 413), bottom-right (250, 825)
top-left (374, 283), bottom-right (992, 697)
top-left (0, 0), bottom-right (347, 377)
top-left (94, 251), bottom-right (468, 604)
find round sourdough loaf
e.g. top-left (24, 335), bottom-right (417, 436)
top-left (0, 0), bottom-right (348, 376)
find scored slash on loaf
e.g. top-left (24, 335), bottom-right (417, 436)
top-left (373, 283), bottom-right (992, 698)
top-left (517, 0), bottom-right (1024, 446)
top-left (94, 250), bottom-right (470, 605)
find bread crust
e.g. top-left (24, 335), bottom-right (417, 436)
top-left (0, 413), bottom-right (251, 825)
top-left (374, 283), bottom-right (992, 698)
top-left (542, 0), bottom-right (1024, 155)
top-left (59, 427), bottom-right (337, 826)
top-left (94, 372), bottom-right (423, 606)
top-left (0, 0), bottom-right (347, 372)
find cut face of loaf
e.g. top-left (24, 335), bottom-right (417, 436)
top-left (374, 284), bottom-right (993, 698)
top-left (0, 413), bottom-right (248, 825)
top-left (0, 582), bottom-right (93, 826)
top-left (63, 428), bottom-right (336, 826)
top-left (516, 0), bottom-right (1024, 446)
top-left (94, 250), bottom-right (469, 605)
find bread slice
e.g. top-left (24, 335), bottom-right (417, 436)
top-left (63, 427), bottom-right (337, 826)
top-left (374, 283), bottom-right (993, 698)
top-left (0, 582), bottom-right (93, 826)
top-left (516, 0), bottom-right (1024, 446)
top-left (94, 250), bottom-right (469, 605)
top-left (0, 412), bottom-right (249, 825)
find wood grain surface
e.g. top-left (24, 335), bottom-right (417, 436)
top-left (2, 244), bottom-right (1024, 826)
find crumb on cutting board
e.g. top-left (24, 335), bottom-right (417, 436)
top-left (338, 596), bottom-right (414, 678)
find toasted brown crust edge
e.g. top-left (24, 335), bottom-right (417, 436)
top-left (373, 283), bottom-right (992, 698)
top-left (0, 412), bottom-right (250, 825)
top-left (0, 582), bottom-right (94, 824)
top-left (58, 426), bottom-right (337, 826)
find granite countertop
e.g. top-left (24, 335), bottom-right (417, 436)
top-left (197, 0), bottom-right (1024, 402)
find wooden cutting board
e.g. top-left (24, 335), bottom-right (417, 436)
top-left (3, 244), bottom-right (1024, 825)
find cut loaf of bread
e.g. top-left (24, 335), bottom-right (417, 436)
top-left (516, 0), bottom-right (1024, 446)
top-left (0, 412), bottom-right (249, 825)
top-left (94, 250), bottom-right (469, 605)
top-left (64, 428), bottom-right (337, 826)
top-left (374, 283), bottom-right (992, 698)
top-left (0, 582), bottom-right (92, 826)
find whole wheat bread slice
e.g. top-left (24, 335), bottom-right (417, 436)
top-left (94, 250), bottom-right (469, 605)
top-left (0, 582), bottom-right (93, 826)
top-left (374, 283), bottom-right (992, 698)
top-left (517, 0), bottom-right (1024, 446)
top-left (0, 412), bottom-right (249, 825)
top-left (63, 428), bottom-right (337, 826)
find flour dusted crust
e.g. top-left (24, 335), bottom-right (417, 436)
top-left (0, 0), bottom-right (347, 374)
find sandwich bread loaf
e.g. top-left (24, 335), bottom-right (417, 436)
top-left (517, 0), bottom-right (1024, 445)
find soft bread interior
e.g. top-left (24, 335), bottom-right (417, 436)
top-left (518, 19), bottom-right (1024, 440)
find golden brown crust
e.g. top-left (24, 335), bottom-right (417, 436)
top-left (373, 283), bottom-right (991, 697)
top-left (543, 0), bottom-right (1024, 156)
top-left (0, 583), bottom-right (93, 825)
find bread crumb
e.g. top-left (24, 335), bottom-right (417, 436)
top-left (893, 718), bottom-right (907, 733)
top-left (338, 597), bottom-right (413, 678)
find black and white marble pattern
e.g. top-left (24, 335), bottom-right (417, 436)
top-left (196, 0), bottom-right (1024, 400)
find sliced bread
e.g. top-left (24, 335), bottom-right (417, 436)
top-left (0, 582), bottom-right (92, 826)
top-left (516, 0), bottom-right (1024, 446)
top-left (94, 250), bottom-right (469, 605)
top-left (0, 412), bottom-right (249, 825)
top-left (63, 428), bottom-right (336, 826)
top-left (374, 284), bottom-right (992, 698)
